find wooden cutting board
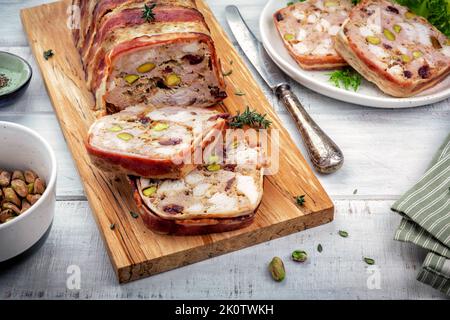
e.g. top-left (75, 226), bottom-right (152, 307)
top-left (21, 0), bottom-right (334, 283)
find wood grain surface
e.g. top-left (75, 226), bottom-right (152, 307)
top-left (20, 0), bottom-right (333, 283)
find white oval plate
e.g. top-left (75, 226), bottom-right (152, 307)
top-left (260, 0), bottom-right (450, 108)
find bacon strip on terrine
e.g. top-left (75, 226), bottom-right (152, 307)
top-left (273, 0), bottom-right (352, 70)
top-left (72, 1), bottom-right (227, 114)
top-left (129, 136), bottom-right (265, 235)
top-left (86, 106), bottom-right (228, 179)
top-left (335, 0), bottom-right (450, 97)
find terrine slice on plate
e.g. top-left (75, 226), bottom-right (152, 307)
top-left (72, 0), bottom-right (227, 115)
top-left (130, 136), bottom-right (265, 235)
top-left (273, 0), bottom-right (352, 70)
top-left (86, 106), bottom-right (228, 179)
top-left (335, 0), bottom-right (450, 97)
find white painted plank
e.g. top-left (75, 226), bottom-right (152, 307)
top-left (0, 200), bottom-right (446, 299)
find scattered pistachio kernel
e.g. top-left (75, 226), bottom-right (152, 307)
top-left (124, 74), bottom-right (140, 84)
top-left (401, 54), bottom-right (411, 63)
top-left (405, 11), bottom-right (414, 19)
top-left (324, 0), bottom-right (338, 6)
top-left (413, 50), bottom-right (423, 59)
top-left (108, 125), bottom-right (123, 132)
top-left (366, 36), bottom-right (381, 45)
top-left (136, 62), bottom-right (156, 73)
top-left (283, 33), bottom-right (295, 41)
top-left (206, 163), bottom-right (221, 172)
top-left (338, 230), bottom-right (349, 238)
top-left (142, 186), bottom-right (157, 197)
top-left (153, 122), bottom-right (169, 131)
top-left (364, 257), bottom-right (375, 265)
top-left (232, 140), bottom-right (239, 149)
top-left (208, 154), bottom-right (220, 164)
top-left (164, 73), bottom-right (181, 86)
top-left (269, 257), bottom-right (285, 282)
top-left (393, 24), bottom-right (402, 33)
top-left (291, 250), bottom-right (308, 262)
top-left (117, 132), bottom-right (134, 141)
top-left (383, 29), bottom-right (395, 41)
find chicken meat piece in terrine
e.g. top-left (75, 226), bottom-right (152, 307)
top-left (130, 136), bottom-right (265, 235)
top-left (86, 106), bottom-right (228, 179)
top-left (72, 0), bottom-right (227, 115)
top-left (273, 0), bottom-right (352, 69)
top-left (335, 0), bottom-right (450, 97)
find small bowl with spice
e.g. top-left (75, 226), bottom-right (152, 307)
top-left (0, 51), bottom-right (32, 108)
top-left (0, 121), bottom-right (56, 262)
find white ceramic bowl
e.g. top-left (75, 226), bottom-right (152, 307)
top-left (0, 121), bottom-right (57, 262)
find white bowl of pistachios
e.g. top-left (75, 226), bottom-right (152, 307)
top-left (0, 121), bottom-right (56, 262)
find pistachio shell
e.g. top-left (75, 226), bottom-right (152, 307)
top-left (153, 123), bottom-right (169, 131)
top-left (12, 170), bottom-right (25, 181)
top-left (283, 33), bottom-right (295, 41)
top-left (0, 171), bottom-right (11, 187)
top-left (24, 170), bottom-right (38, 184)
top-left (33, 178), bottom-right (46, 195)
top-left (117, 132), bottom-right (134, 141)
top-left (124, 74), bottom-right (140, 84)
top-left (3, 187), bottom-right (21, 206)
top-left (137, 62), bottom-right (156, 73)
top-left (142, 186), bottom-right (157, 197)
top-left (164, 73), bottom-right (181, 86)
top-left (393, 24), bottom-right (402, 33)
top-left (11, 179), bottom-right (28, 197)
top-left (366, 36), bottom-right (381, 45)
top-left (383, 29), bottom-right (395, 41)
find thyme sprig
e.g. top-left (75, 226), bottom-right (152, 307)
top-left (229, 106), bottom-right (272, 129)
top-left (142, 3), bottom-right (157, 22)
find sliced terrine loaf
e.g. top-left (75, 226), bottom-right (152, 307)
top-left (273, 0), bottom-right (352, 70)
top-left (72, 0), bottom-right (227, 115)
top-left (335, 0), bottom-right (450, 97)
top-left (86, 106), bottom-right (228, 179)
top-left (130, 136), bottom-right (265, 235)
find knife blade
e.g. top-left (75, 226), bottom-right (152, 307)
top-left (225, 5), bottom-right (344, 174)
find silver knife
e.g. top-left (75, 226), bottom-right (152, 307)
top-left (225, 5), bottom-right (344, 174)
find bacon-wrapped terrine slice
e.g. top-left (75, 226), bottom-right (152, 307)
top-left (273, 0), bottom-right (352, 70)
top-left (335, 0), bottom-right (450, 97)
top-left (130, 137), bottom-right (265, 235)
top-left (86, 106), bottom-right (228, 179)
top-left (73, 1), bottom-right (227, 115)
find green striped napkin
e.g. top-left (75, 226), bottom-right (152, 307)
top-left (391, 133), bottom-right (450, 296)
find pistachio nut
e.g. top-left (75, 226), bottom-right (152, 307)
top-left (33, 178), bottom-right (46, 195)
top-left (206, 163), bottom-right (221, 172)
top-left (143, 186), bottom-right (157, 197)
top-left (283, 33), bottom-right (295, 41)
top-left (4, 187), bottom-right (21, 206)
top-left (21, 199), bottom-right (31, 213)
top-left (366, 36), bottom-right (381, 45)
top-left (24, 170), bottom-right (38, 184)
top-left (137, 62), bottom-right (156, 73)
top-left (412, 50), bottom-right (423, 59)
top-left (291, 250), bottom-right (308, 262)
top-left (0, 209), bottom-right (14, 223)
top-left (11, 179), bottom-right (28, 197)
top-left (27, 182), bottom-right (34, 194)
top-left (12, 170), bottom-right (25, 181)
top-left (108, 125), bottom-right (123, 132)
top-left (401, 54), bottom-right (411, 63)
top-left (383, 29), bottom-right (395, 41)
top-left (117, 132), bottom-right (134, 141)
top-left (164, 73), bottom-right (181, 87)
top-left (153, 122), bottom-right (169, 131)
top-left (124, 74), bottom-right (140, 85)
top-left (2, 202), bottom-right (21, 215)
top-left (269, 257), bottom-right (286, 282)
top-left (0, 171), bottom-right (11, 187)
top-left (393, 24), bottom-right (402, 33)
top-left (26, 194), bottom-right (41, 205)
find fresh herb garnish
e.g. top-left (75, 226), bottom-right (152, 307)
top-left (43, 49), bottom-right (54, 60)
top-left (364, 257), bottom-right (375, 265)
top-left (229, 106), bottom-right (272, 129)
top-left (142, 3), bottom-right (156, 22)
top-left (295, 195), bottom-right (306, 206)
top-left (338, 230), bottom-right (349, 238)
top-left (222, 69), bottom-right (233, 77)
top-left (317, 244), bottom-right (323, 253)
top-left (329, 68), bottom-right (362, 91)
top-left (130, 211), bottom-right (139, 219)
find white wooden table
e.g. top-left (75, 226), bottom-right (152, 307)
top-left (0, 0), bottom-right (449, 300)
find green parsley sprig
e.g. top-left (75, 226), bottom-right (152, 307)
top-left (328, 68), bottom-right (362, 91)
